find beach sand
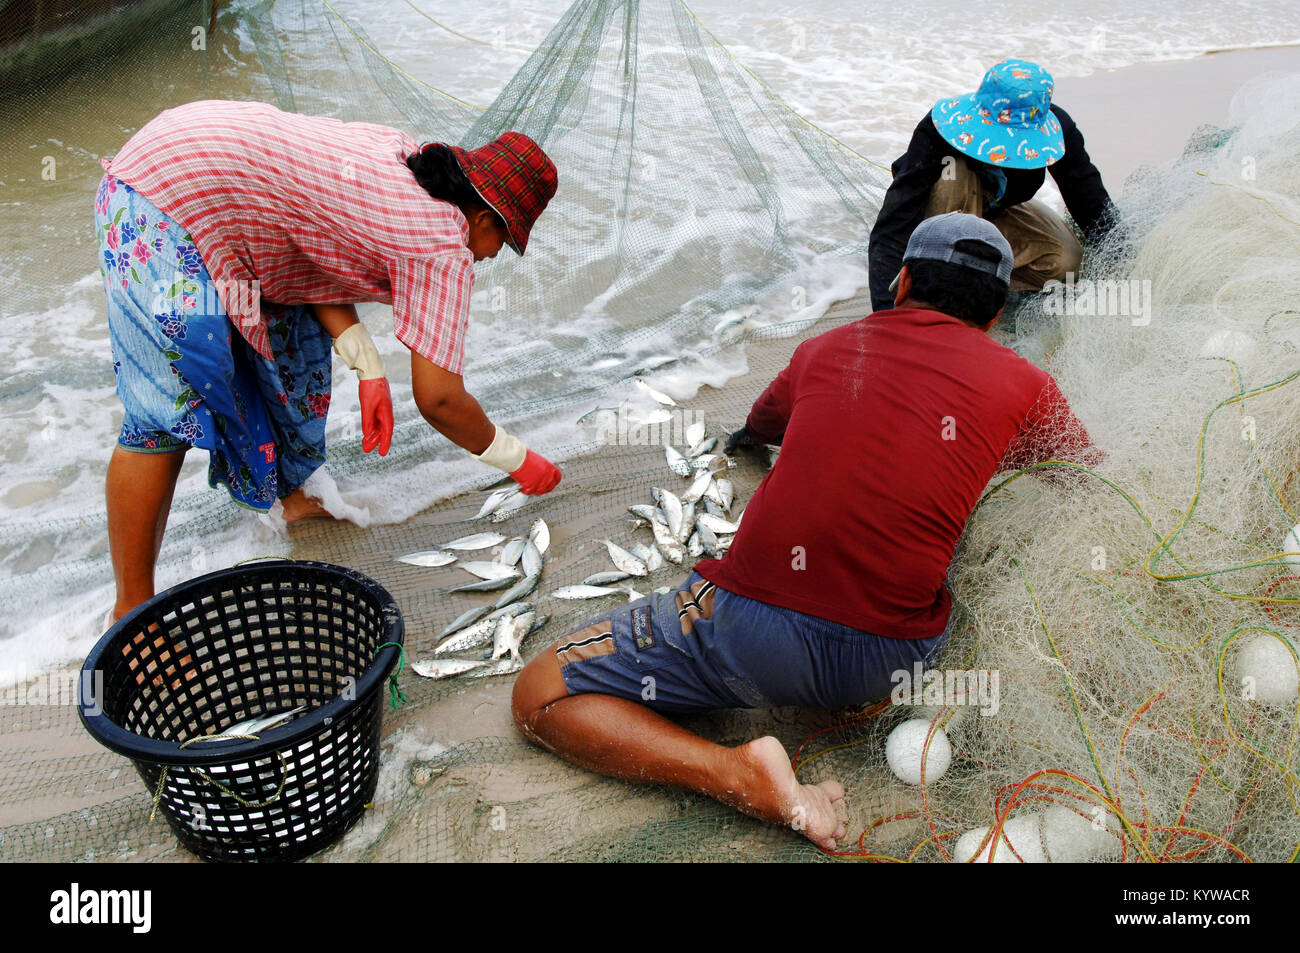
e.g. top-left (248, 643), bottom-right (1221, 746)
top-left (3, 45), bottom-right (1297, 863)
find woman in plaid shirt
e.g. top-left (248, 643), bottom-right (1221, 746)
top-left (96, 100), bottom-right (560, 621)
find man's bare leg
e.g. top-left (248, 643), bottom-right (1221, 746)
top-left (511, 644), bottom-right (847, 849)
top-left (106, 444), bottom-right (187, 620)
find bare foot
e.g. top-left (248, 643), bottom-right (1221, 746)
top-left (728, 735), bottom-right (847, 849)
top-left (281, 488), bottom-right (334, 523)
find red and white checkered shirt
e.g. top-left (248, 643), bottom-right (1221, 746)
top-left (100, 99), bottom-right (474, 373)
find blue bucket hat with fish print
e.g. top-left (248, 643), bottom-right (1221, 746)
top-left (931, 59), bottom-right (1066, 170)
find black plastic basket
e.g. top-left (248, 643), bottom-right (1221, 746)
top-left (78, 560), bottom-right (404, 862)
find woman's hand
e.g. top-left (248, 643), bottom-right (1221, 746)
top-left (411, 352), bottom-right (561, 494)
top-left (510, 450), bottom-right (561, 495)
top-left (358, 378), bottom-right (394, 455)
top-left (314, 304), bottom-right (394, 457)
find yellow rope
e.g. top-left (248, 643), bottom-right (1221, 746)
top-left (1195, 171), bottom-right (1300, 228)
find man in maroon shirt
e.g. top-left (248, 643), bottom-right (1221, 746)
top-left (512, 213), bottom-right (1100, 850)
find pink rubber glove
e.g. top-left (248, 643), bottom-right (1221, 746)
top-left (510, 450), bottom-right (561, 495)
top-left (358, 377), bottom-right (393, 456)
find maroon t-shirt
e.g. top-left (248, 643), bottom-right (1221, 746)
top-left (694, 307), bottom-right (1100, 639)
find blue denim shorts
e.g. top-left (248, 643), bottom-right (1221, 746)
top-left (556, 572), bottom-right (949, 714)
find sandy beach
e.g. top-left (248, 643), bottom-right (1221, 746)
top-left (3, 39), bottom-right (1299, 864)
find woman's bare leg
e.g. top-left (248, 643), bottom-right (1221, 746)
top-left (106, 444), bottom-right (187, 620)
top-left (280, 487), bottom-right (334, 522)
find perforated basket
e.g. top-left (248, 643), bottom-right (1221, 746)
top-left (78, 560), bottom-right (404, 862)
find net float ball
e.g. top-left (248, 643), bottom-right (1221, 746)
top-left (1281, 524), bottom-right (1300, 567)
top-left (885, 718), bottom-right (951, 785)
top-left (952, 816), bottom-right (1048, 863)
top-left (1234, 633), bottom-right (1299, 706)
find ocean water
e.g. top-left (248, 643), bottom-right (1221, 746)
top-left (1, 0), bottom-right (1297, 684)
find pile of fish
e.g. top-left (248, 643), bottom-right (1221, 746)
top-left (551, 418), bottom-right (744, 602)
top-left (396, 388), bottom-right (757, 684)
top-left (399, 519), bottom-right (553, 680)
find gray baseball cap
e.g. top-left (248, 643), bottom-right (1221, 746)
top-left (888, 211), bottom-right (1014, 293)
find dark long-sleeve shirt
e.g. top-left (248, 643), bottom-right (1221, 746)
top-left (867, 105), bottom-right (1120, 312)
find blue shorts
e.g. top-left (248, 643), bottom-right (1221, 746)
top-left (556, 572), bottom-right (949, 714)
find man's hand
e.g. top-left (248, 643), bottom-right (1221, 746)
top-left (358, 378), bottom-right (393, 455)
top-left (724, 425), bottom-right (762, 455)
top-left (510, 450), bottom-right (562, 495)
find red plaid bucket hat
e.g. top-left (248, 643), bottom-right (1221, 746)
top-left (449, 132), bottom-right (557, 255)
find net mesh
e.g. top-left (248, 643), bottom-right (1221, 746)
top-left (3, 0), bottom-right (1300, 863)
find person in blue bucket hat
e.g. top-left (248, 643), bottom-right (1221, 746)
top-left (868, 59), bottom-right (1122, 313)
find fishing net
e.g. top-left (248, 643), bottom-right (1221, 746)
top-left (3, 0), bottom-right (1300, 863)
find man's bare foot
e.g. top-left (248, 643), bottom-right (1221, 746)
top-left (281, 488), bottom-right (334, 523)
top-left (727, 735), bottom-right (847, 849)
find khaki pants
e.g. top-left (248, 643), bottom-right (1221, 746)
top-left (924, 155), bottom-right (1082, 292)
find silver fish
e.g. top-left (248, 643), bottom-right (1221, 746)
top-left (680, 471), bottom-right (713, 505)
top-left (585, 570), bottom-right (632, 585)
top-left (465, 658), bottom-right (524, 679)
top-left (650, 516), bottom-right (685, 565)
top-left (528, 518), bottom-right (550, 555)
top-left (687, 436), bottom-right (718, 458)
top-left (697, 513), bottom-right (741, 535)
top-left (714, 534), bottom-right (734, 554)
top-left (604, 539), bottom-right (648, 577)
top-left (652, 487), bottom-right (684, 538)
top-left (691, 453), bottom-right (721, 472)
top-left (687, 529), bottom-right (705, 558)
top-left (438, 604), bottom-right (493, 639)
top-left (685, 420), bottom-right (706, 448)
top-left (702, 497), bottom-right (725, 517)
top-left (521, 538), bottom-right (543, 578)
top-left (474, 488), bottom-right (517, 520)
top-left (715, 477), bottom-right (735, 511)
top-left (628, 503), bottom-right (658, 522)
top-left (488, 489), bottom-right (530, 522)
top-left (678, 500), bottom-right (697, 544)
top-left (488, 600), bottom-right (536, 621)
top-left (635, 378), bottom-right (676, 406)
top-left (552, 585), bottom-right (623, 600)
top-left (394, 550), bottom-right (458, 568)
top-left (629, 542), bottom-right (664, 573)
top-left (443, 532), bottom-right (507, 551)
top-left (703, 479), bottom-right (726, 509)
top-left (665, 445), bottom-right (693, 478)
top-left (625, 585), bottom-right (645, 602)
top-left (528, 614), bottom-right (551, 634)
top-left (412, 658), bottom-right (485, 679)
top-left (491, 611), bottom-right (534, 662)
top-left (499, 537), bottom-right (527, 566)
top-left (638, 354), bottom-right (676, 372)
top-left (443, 576), bottom-right (519, 594)
top-left (696, 521), bottom-right (721, 557)
top-left (459, 561), bottom-right (521, 581)
top-left (494, 570), bottom-right (541, 608)
top-left (215, 706), bottom-right (306, 738)
top-left (435, 615), bottom-right (499, 655)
